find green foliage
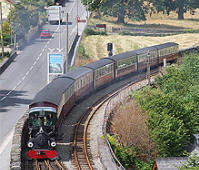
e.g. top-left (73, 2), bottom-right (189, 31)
top-left (99, 0), bottom-right (147, 23)
top-left (81, 0), bottom-right (105, 12)
top-left (47, 0), bottom-right (54, 6)
top-left (78, 44), bottom-right (89, 59)
top-left (107, 134), bottom-right (153, 169)
top-left (1, 20), bottom-right (11, 46)
top-left (84, 28), bottom-right (107, 36)
top-left (132, 52), bottom-right (199, 157)
top-left (150, 0), bottom-right (199, 19)
top-left (10, 0), bottom-right (46, 40)
top-left (0, 52), bottom-right (10, 59)
top-left (178, 153), bottom-right (199, 170)
top-left (135, 160), bottom-right (154, 170)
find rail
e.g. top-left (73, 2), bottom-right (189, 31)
top-left (10, 45), bottom-right (199, 170)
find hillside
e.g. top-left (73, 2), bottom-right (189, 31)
top-left (76, 9), bottom-right (199, 66)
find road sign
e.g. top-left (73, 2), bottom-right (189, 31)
top-left (78, 19), bottom-right (86, 23)
top-left (96, 24), bottom-right (106, 29)
top-left (48, 53), bottom-right (63, 74)
top-left (47, 53), bottom-right (63, 83)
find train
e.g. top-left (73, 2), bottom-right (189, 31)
top-left (26, 42), bottom-right (179, 160)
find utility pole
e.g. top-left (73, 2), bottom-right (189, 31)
top-left (146, 51), bottom-right (151, 85)
top-left (86, 0), bottom-right (88, 22)
top-left (0, 2), bottom-right (4, 58)
top-left (59, 6), bottom-right (61, 50)
top-left (65, 12), bottom-right (68, 73)
top-left (76, 0), bottom-right (78, 36)
top-left (10, 3), bottom-right (12, 46)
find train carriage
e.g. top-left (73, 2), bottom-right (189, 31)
top-left (108, 51), bottom-right (137, 79)
top-left (135, 46), bottom-right (158, 72)
top-left (156, 42), bottom-right (179, 64)
top-left (83, 59), bottom-right (115, 89)
top-left (59, 67), bottom-right (93, 101)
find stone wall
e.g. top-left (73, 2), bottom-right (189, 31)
top-left (10, 113), bottom-right (28, 170)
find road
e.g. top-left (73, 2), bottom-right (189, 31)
top-left (0, 1), bottom-right (87, 169)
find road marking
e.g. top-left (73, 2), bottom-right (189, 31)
top-left (0, 20), bottom-right (59, 103)
top-left (0, 96), bottom-right (6, 101)
top-left (17, 81), bottom-right (21, 86)
top-left (22, 76), bottom-right (26, 81)
top-left (0, 129), bottom-right (14, 155)
top-left (6, 91), bottom-right (12, 96)
top-left (26, 71), bottom-right (29, 75)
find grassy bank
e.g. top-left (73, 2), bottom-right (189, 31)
top-left (75, 9), bottom-right (199, 67)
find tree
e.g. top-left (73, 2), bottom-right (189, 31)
top-left (100, 0), bottom-right (147, 24)
top-left (81, 0), bottom-right (106, 18)
top-left (150, 0), bottom-right (199, 20)
top-left (81, 0), bottom-right (105, 11)
top-left (132, 52), bottom-right (199, 157)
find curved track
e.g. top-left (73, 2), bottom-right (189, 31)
top-left (32, 159), bottom-right (66, 170)
top-left (71, 69), bottom-right (159, 170)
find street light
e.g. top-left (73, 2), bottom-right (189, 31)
top-left (76, 0), bottom-right (78, 36)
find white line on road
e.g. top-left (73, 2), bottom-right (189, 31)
top-left (0, 96), bottom-right (6, 101)
top-left (0, 129), bottom-right (14, 155)
top-left (26, 71), bottom-right (29, 75)
top-left (22, 76), bottom-right (26, 81)
top-left (17, 81), bottom-right (21, 86)
top-left (6, 91), bottom-right (12, 96)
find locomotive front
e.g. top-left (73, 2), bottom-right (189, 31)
top-left (27, 107), bottom-right (57, 160)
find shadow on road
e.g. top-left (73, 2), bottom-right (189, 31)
top-left (0, 89), bottom-right (32, 112)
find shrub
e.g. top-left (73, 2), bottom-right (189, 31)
top-left (85, 28), bottom-right (107, 36)
top-left (78, 44), bottom-right (89, 59)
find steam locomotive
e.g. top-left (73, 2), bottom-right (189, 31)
top-left (27, 42), bottom-right (179, 159)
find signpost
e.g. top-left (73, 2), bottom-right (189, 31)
top-left (96, 24), bottom-right (106, 31)
top-left (47, 53), bottom-right (63, 83)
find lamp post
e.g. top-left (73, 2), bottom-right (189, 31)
top-left (0, 1), bottom-right (4, 58)
top-left (65, 12), bottom-right (68, 73)
top-left (59, 6), bottom-right (61, 50)
top-left (76, 0), bottom-right (78, 36)
top-left (9, 3), bottom-right (12, 46)
top-left (146, 51), bottom-right (151, 85)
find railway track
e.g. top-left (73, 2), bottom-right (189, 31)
top-left (72, 69), bottom-right (160, 170)
top-left (32, 159), bottom-right (66, 170)
top-left (22, 69), bottom-right (159, 170)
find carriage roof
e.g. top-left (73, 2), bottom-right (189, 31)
top-left (31, 77), bottom-right (74, 106)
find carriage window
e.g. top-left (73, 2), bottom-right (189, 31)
top-left (44, 112), bottom-right (56, 126)
top-left (138, 53), bottom-right (147, 62)
top-left (29, 112), bottom-right (40, 127)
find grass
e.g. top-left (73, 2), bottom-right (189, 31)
top-left (75, 9), bottom-right (199, 66)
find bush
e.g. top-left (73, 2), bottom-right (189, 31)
top-left (0, 34), bottom-right (11, 46)
top-left (107, 134), bottom-right (154, 169)
top-left (132, 52), bottom-right (199, 157)
top-left (78, 44), bottom-right (89, 59)
top-left (0, 52), bottom-right (10, 60)
top-left (85, 28), bottom-right (107, 36)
